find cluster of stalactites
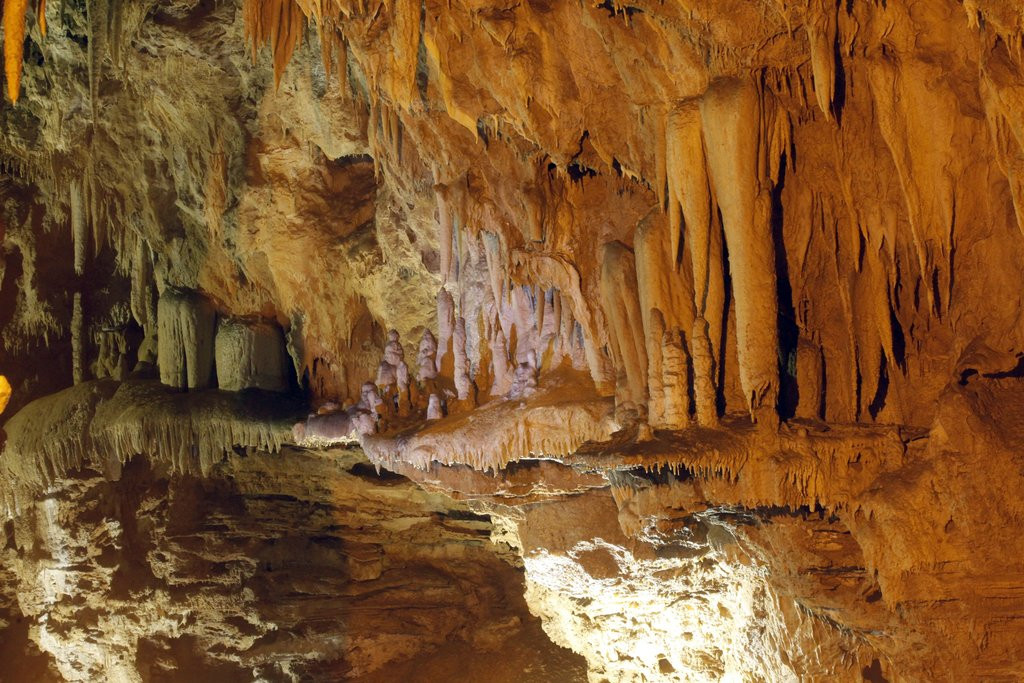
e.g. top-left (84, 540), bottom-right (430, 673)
top-left (645, 78), bottom-right (782, 428)
top-left (412, 84), bottom-right (780, 433)
top-left (0, 380), bottom-right (294, 516)
top-left (431, 77), bottom-right (789, 431)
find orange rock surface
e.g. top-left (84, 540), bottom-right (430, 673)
top-left (1, 0), bottom-right (1024, 680)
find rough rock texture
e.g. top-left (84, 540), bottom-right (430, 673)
top-left (0, 445), bottom-right (586, 681)
top-left (2, 0), bottom-right (1024, 680)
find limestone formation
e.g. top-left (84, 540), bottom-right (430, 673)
top-left (2, 0), bottom-right (1024, 680)
top-left (157, 290), bottom-right (216, 391)
top-left (214, 318), bottom-right (289, 392)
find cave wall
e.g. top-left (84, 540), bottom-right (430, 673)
top-left (1, 0), bottom-right (1024, 681)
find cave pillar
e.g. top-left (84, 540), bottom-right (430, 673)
top-left (668, 101), bottom-right (725, 425)
top-left (214, 319), bottom-right (289, 392)
top-left (700, 78), bottom-right (779, 425)
top-left (600, 242), bottom-right (648, 415)
top-left (157, 289), bottom-right (216, 390)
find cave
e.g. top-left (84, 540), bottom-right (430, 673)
top-left (1, 0), bottom-right (1023, 681)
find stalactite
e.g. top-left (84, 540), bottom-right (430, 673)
top-left (85, 0), bottom-right (108, 118)
top-left (437, 186), bottom-right (454, 285)
top-left (806, 0), bottom-right (837, 121)
top-left (318, 18), bottom-right (334, 82)
top-left (106, 0), bottom-right (123, 68)
top-left (369, 98), bottom-right (383, 178)
top-left (509, 249), bottom-right (614, 391)
top-left (388, 0), bottom-right (422, 111)
top-left (668, 101), bottom-right (725, 420)
top-left (535, 284), bottom-right (545, 341)
top-left (453, 211), bottom-right (463, 286)
top-left (527, 193), bottom-right (544, 243)
top-left (981, 77), bottom-right (1024, 237)
top-left (336, 31), bottom-right (349, 95)
top-left (700, 78), bottom-right (779, 425)
top-left (550, 290), bottom-right (564, 365)
top-left (482, 230), bottom-right (505, 313)
top-left (867, 59), bottom-right (958, 316)
top-left (654, 108), bottom-right (668, 208)
top-left (509, 285), bottom-right (537, 365)
top-left (558, 291), bottom-right (578, 370)
top-left (85, 157), bottom-right (105, 256)
top-left (389, 107), bottom-right (400, 160)
top-left (243, 0), bottom-right (306, 87)
top-left (3, 0), bottom-right (28, 102)
top-left (70, 181), bottom-right (86, 276)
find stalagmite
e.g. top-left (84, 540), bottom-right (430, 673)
top-left (600, 242), bottom-right (648, 412)
top-left (646, 309), bottom-right (666, 426)
top-left (426, 393), bottom-right (443, 420)
top-left (795, 337), bottom-right (824, 420)
top-left (358, 381), bottom-right (382, 418)
top-left (214, 319), bottom-right (288, 392)
top-left (691, 317), bottom-right (717, 425)
top-left (490, 323), bottom-right (512, 397)
top-left (130, 239), bottom-right (158, 366)
top-left (417, 330), bottom-right (438, 382)
top-left (661, 327), bottom-right (690, 429)
top-left (453, 316), bottom-right (473, 403)
top-left (92, 330), bottom-right (129, 381)
top-left (635, 212), bottom-right (695, 427)
top-left (157, 289), bottom-right (216, 390)
top-left (375, 329), bottom-right (410, 416)
top-left (71, 293), bottom-right (84, 385)
top-left (507, 350), bottom-right (538, 399)
top-left (700, 78), bottom-right (779, 425)
top-left (436, 288), bottom-right (455, 376)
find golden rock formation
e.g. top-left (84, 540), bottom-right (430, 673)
top-left (0, 0), bottom-right (1024, 680)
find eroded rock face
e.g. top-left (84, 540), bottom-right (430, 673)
top-left (0, 447), bottom-right (586, 681)
top-left (2, 0), bottom-right (1024, 680)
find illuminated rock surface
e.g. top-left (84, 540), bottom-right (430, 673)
top-left (1, 0), bottom-right (1024, 680)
